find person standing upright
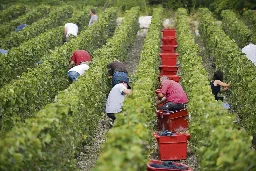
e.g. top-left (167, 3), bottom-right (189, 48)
top-left (89, 9), bottom-right (98, 26)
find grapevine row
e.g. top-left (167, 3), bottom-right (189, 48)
top-left (0, 5), bottom-right (27, 24)
top-left (92, 7), bottom-right (163, 171)
top-left (242, 10), bottom-right (256, 32)
top-left (0, 5), bottom-right (50, 39)
top-left (220, 10), bottom-right (253, 48)
top-left (0, 8), bottom-right (117, 132)
top-left (0, 7), bottom-right (140, 170)
top-left (1, 6), bottom-right (73, 49)
top-left (198, 8), bottom-right (256, 136)
top-left (176, 8), bottom-right (256, 170)
top-left (242, 10), bottom-right (256, 44)
top-left (0, 6), bottom-right (93, 88)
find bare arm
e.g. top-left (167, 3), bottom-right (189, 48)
top-left (156, 96), bottom-right (167, 105)
top-left (215, 80), bottom-right (230, 87)
top-left (123, 89), bottom-right (132, 95)
top-left (64, 27), bottom-right (67, 37)
top-left (158, 93), bottom-right (164, 98)
top-left (69, 61), bottom-right (75, 68)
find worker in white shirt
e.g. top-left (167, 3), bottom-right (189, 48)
top-left (68, 61), bottom-right (90, 83)
top-left (64, 23), bottom-right (78, 42)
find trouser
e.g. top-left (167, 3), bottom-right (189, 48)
top-left (107, 113), bottom-right (116, 121)
top-left (112, 72), bottom-right (128, 87)
top-left (68, 71), bottom-right (80, 83)
top-left (65, 34), bottom-right (76, 42)
top-left (157, 102), bottom-right (185, 112)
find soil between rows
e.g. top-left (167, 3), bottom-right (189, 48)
top-left (77, 29), bottom-right (147, 171)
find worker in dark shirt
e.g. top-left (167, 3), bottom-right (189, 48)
top-left (107, 60), bottom-right (129, 87)
top-left (210, 70), bottom-right (231, 101)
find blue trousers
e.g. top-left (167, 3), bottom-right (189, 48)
top-left (68, 71), bottom-right (80, 83)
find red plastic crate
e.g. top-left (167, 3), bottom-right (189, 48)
top-left (153, 133), bottom-right (187, 160)
top-left (158, 75), bottom-right (181, 83)
top-left (147, 160), bottom-right (193, 171)
top-left (162, 29), bottom-right (176, 37)
top-left (161, 45), bottom-right (178, 53)
top-left (167, 75), bottom-right (181, 82)
top-left (157, 109), bottom-right (189, 132)
top-left (160, 53), bottom-right (179, 66)
top-left (162, 37), bottom-right (177, 45)
top-left (159, 65), bottom-right (178, 76)
top-left (156, 110), bottom-right (165, 131)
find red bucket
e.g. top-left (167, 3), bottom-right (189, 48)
top-left (161, 45), bottom-right (178, 53)
top-left (162, 29), bottom-right (176, 37)
top-left (162, 37), bottom-right (177, 45)
top-left (147, 160), bottom-right (193, 171)
top-left (160, 53), bottom-right (179, 66)
top-left (158, 75), bottom-right (181, 83)
top-left (159, 65), bottom-right (178, 76)
top-left (153, 133), bottom-right (188, 160)
top-left (157, 109), bottom-right (189, 132)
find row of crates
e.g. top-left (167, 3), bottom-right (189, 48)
top-left (147, 29), bottom-right (192, 171)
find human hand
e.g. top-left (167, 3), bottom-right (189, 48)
top-left (156, 100), bottom-right (161, 105)
top-left (228, 81), bottom-right (231, 86)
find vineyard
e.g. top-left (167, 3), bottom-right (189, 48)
top-left (0, 2), bottom-right (256, 171)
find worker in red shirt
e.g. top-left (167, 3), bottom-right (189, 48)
top-left (68, 50), bottom-right (91, 68)
top-left (156, 75), bottom-right (188, 111)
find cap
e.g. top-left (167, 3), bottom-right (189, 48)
top-left (120, 78), bottom-right (131, 89)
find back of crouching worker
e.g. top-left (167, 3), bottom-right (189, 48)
top-left (156, 76), bottom-right (188, 112)
top-left (68, 61), bottom-right (90, 83)
top-left (107, 60), bottom-right (129, 87)
top-left (105, 78), bottom-right (132, 125)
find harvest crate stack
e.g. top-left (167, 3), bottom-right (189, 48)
top-left (147, 29), bottom-right (192, 171)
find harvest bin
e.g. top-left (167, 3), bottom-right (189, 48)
top-left (162, 29), bottom-right (176, 37)
top-left (159, 53), bottom-right (179, 66)
top-left (153, 133), bottom-right (188, 160)
top-left (158, 75), bottom-right (181, 83)
top-left (161, 45), bottom-right (178, 53)
top-left (156, 109), bottom-right (189, 132)
top-left (147, 160), bottom-right (193, 171)
top-left (162, 37), bottom-right (177, 46)
top-left (159, 65), bottom-right (178, 76)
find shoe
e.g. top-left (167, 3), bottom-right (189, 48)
top-left (108, 120), bottom-right (114, 127)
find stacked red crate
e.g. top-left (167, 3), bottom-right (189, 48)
top-left (147, 29), bottom-right (192, 170)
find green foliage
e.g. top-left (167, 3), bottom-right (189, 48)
top-left (107, 0), bottom-right (147, 12)
top-left (0, 5), bottom-right (27, 24)
top-left (0, 7), bottom-right (142, 170)
top-left (242, 10), bottom-right (256, 44)
top-left (0, 6), bottom-right (93, 88)
top-left (205, 0), bottom-right (256, 15)
top-left (92, 7), bottom-right (163, 171)
top-left (242, 10), bottom-right (256, 32)
top-left (1, 6), bottom-right (73, 49)
top-left (0, 5), bottom-right (50, 39)
top-left (176, 8), bottom-right (256, 170)
top-left (0, 27), bottom-right (64, 88)
top-left (0, 8), bottom-right (117, 132)
top-left (198, 8), bottom-right (256, 137)
top-left (221, 10), bottom-right (252, 48)
top-left (147, 0), bottom-right (191, 10)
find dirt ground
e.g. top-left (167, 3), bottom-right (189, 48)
top-left (147, 16), bottom-right (199, 171)
top-left (76, 29), bottom-right (147, 171)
